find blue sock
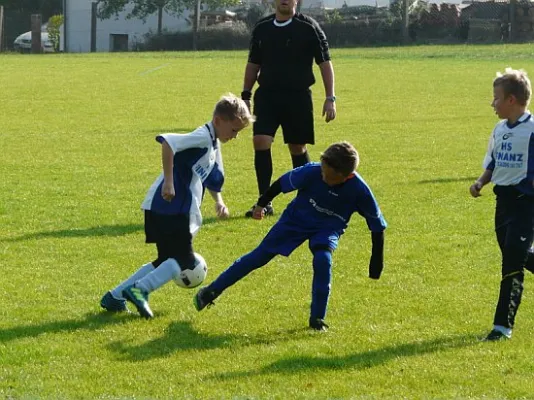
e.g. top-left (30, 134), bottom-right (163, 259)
top-left (209, 246), bottom-right (276, 294)
top-left (310, 249), bottom-right (332, 320)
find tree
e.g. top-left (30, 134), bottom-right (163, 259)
top-left (47, 13), bottom-right (63, 51)
top-left (0, 0), bottom-right (61, 17)
top-left (97, 0), bottom-right (240, 36)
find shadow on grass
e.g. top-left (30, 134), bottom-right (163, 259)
top-left (211, 333), bottom-right (480, 380)
top-left (108, 320), bottom-right (305, 361)
top-left (2, 218), bottom-right (219, 242)
top-left (0, 312), bottom-right (136, 343)
top-left (418, 176), bottom-right (479, 184)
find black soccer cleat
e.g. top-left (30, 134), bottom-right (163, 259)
top-left (309, 318), bottom-right (329, 332)
top-left (483, 329), bottom-right (510, 342)
top-left (244, 203), bottom-right (274, 218)
top-left (100, 291), bottom-right (129, 313)
top-left (122, 285), bottom-right (153, 319)
top-left (193, 287), bottom-right (218, 311)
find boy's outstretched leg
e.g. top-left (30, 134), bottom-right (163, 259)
top-left (194, 246), bottom-right (276, 311)
top-left (123, 285), bottom-right (153, 319)
top-left (124, 258), bottom-right (182, 319)
top-left (100, 262), bottom-right (155, 313)
top-left (309, 246), bottom-right (332, 331)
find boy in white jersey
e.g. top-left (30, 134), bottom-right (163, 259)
top-left (100, 94), bottom-right (254, 319)
top-left (470, 68), bottom-right (534, 341)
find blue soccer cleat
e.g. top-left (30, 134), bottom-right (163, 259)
top-left (122, 285), bottom-right (153, 319)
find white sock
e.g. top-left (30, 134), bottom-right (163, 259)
top-left (136, 258), bottom-right (180, 294)
top-left (110, 263), bottom-right (155, 300)
top-left (493, 325), bottom-right (512, 338)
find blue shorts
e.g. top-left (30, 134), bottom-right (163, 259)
top-left (258, 219), bottom-right (341, 256)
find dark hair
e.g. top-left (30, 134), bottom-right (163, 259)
top-left (493, 68), bottom-right (531, 106)
top-left (320, 141), bottom-right (359, 176)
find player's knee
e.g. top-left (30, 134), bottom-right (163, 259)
top-left (253, 135), bottom-right (273, 150)
top-left (152, 257), bottom-right (166, 268)
top-left (311, 246), bottom-right (333, 269)
top-left (288, 144), bottom-right (307, 155)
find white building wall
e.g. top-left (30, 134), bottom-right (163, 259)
top-left (65, 0), bottom-right (191, 52)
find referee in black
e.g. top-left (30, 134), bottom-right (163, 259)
top-left (241, 0), bottom-right (336, 217)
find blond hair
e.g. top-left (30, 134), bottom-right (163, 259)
top-left (494, 67), bottom-right (532, 106)
top-left (320, 141), bottom-right (360, 176)
top-left (213, 93), bottom-right (255, 126)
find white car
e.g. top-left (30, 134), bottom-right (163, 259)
top-left (13, 31), bottom-right (55, 53)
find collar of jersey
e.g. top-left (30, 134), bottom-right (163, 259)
top-left (205, 121), bottom-right (217, 148)
top-left (506, 111), bottom-right (531, 129)
top-left (273, 18), bottom-right (293, 27)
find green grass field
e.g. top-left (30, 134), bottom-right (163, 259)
top-left (1, 45), bottom-right (534, 399)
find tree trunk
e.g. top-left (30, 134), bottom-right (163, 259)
top-left (401, 0), bottom-right (409, 43)
top-left (0, 6), bottom-right (4, 52)
top-left (158, 6), bottom-right (163, 35)
top-left (509, 0), bottom-right (517, 42)
top-left (192, 0), bottom-right (201, 50)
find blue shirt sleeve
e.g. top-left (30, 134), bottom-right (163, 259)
top-left (204, 162), bottom-right (225, 193)
top-left (280, 163), bottom-right (318, 193)
top-left (354, 179), bottom-right (387, 232)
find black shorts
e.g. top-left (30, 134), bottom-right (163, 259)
top-left (144, 210), bottom-right (194, 268)
top-left (493, 186), bottom-right (534, 273)
top-left (253, 87), bottom-right (315, 145)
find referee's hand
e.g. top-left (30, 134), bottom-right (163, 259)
top-left (322, 99), bottom-right (336, 123)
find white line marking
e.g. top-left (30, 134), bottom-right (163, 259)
top-left (139, 63), bottom-right (170, 76)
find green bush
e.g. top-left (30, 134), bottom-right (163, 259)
top-left (47, 14), bottom-right (64, 52)
top-left (143, 21), bottom-right (250, 51)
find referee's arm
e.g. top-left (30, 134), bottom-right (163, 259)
top-left (318, 61), bottom-right (335, 98)
top-left (243, 62), bottom-right (260, 93)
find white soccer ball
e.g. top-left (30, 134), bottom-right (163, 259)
top-left (174, 253), bottom-right (208, 289)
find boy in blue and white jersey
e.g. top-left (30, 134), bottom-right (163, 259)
top-left (100, 94), bottom-right (254, 319)
top-left (194, 142), bottom-right (387, 331)
top-left (470, 68), bottom-right (534, 341)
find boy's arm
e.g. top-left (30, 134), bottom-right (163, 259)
top-left (369, 231), bottom-right (385, 280)
top-left (208, 189), bottom-right (229, 219)
top-left (470, 169), bottom-right (492, 198)
top-left (161, 141), bottom-right (175, 202)
top-left (253, 179), bottom-right (283, 219)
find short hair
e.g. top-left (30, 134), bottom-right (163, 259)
top-left (493, 67), bottom-right (532, 106)
top-left (320, 141), bottom-right (360, 176)
top-left (213, 93), bottom-right (255, 126)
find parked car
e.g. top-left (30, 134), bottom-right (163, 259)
top-left (13, 31), bottom-right (55, 53)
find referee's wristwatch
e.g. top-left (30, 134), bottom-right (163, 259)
top-left (326, 95), bottom-right (336, 102)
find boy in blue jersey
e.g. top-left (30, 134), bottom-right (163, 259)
top-left (100, 94), bottom-right (254, 319)
top-left (470, 68), bottom-right (534, 341)
top-left (194, 141), bottom-right (387, 331)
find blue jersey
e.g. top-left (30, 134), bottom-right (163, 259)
top-left (259, 163), bottom-right (386, 256)
top-left (278, 163), bottom-right (387, 232)
top-left (141, 122), bottom-right (224, 236)
top-left (483, 112), bottom-right (534, 195)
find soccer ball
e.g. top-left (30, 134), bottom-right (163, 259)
top-left (174, 252), bottom-right (208, 289)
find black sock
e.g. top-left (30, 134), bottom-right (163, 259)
top-left (254, 149), bottom-right (273, 196)
top-left (291, 151), bottom-right (310, 168)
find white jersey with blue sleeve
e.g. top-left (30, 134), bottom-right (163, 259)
top-left (483, 112), bottom-right (534, 195)
top-left (141, 122), bottom-right (224, 236)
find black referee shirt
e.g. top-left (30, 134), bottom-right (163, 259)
top-left (248, 13), bottom-right (331, 91)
